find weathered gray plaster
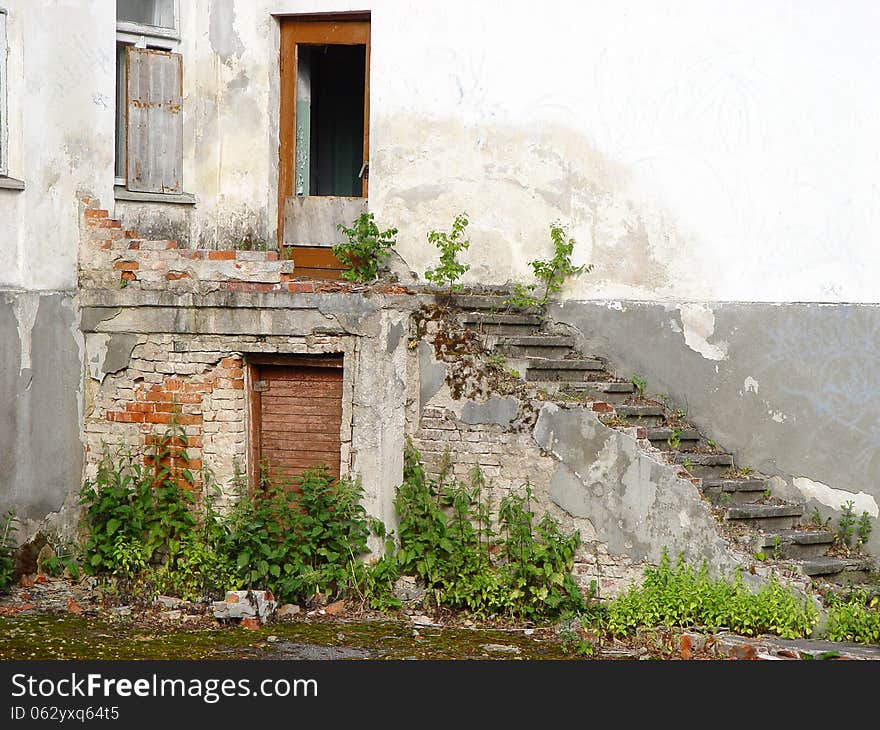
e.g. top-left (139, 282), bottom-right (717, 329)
top-left (418, 341), bottom-right (447, 414)
top-left (386, 321), bottom-right (404, 354)
top-left (349, 310), bottom-right (408, 540)
top-left (85, 332), bottom-right (138, 381)
top-left (0, 292), bottom-right (82, 534)
top-left (534, 403), bottom-right (747, 574)
top-left (208, 0), bottom-right (245, 61)
top-left (461, 396), bottom-right (519, 427)
top-left (551, 300), bottom-right (880, 557)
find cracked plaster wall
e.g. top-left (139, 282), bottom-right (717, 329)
top-left (0, 291), bottom-right (83, 541)
top-left (78, 293), bottom-right (413, 535)
top-left (410, 329), bottom-right (762, 595)
top-left (11, 0), bottom-right (869, 303)
top-left (552, 300), bottom-right (880, 557)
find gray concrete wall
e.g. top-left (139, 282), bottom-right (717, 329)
top-left (0, 291), bottom-right (83, 540)
top-left (552, 300), bottom-right (880, 556)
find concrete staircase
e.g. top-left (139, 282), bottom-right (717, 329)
top-left (454, 294), bottom-right (875, 588)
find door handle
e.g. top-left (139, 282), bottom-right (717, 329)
top-left (358, 161), bottom-right (369, 180)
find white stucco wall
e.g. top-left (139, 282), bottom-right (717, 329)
top-left (0, 0), bottom-right (115, 291)
top-left (7, 0), bottom-right (880, 304)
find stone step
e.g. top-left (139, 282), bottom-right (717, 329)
top-left (669, 452), bottom-right (734, 476)
top-left (703, 478), bottom-right (769, 505)
top-left (754, 529), bottom-right (835, 560)
top-left (563, 381), bottom-right (635, 403)
top-left (613, 404), bottom-right (666, 425)
top-left (461, 312), bottom-right (543, 335)
top-left (645, 428), bottom-right (701, 450)
top-left (493, 335), bottom-right (576, 359)
top-left (448, 294), bottom-right (532, 313)
top-left (790, 556), bottom-right (874, 584)
top-left (524, 358), bottom-right (605, 382)
top-left (724, 503), bottom-right (803, 530)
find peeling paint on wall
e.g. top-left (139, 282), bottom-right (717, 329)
top-left (793, 477), bottom-right (879, 517)
top-left (12, 295), bottom-right (38, 375)
top-left (678, 304), bottom-right (728, 361)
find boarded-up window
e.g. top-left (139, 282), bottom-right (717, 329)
top-left (126, 47), bottom-right (183, 193)
top-left (249, 357), bottom-right (344, 489)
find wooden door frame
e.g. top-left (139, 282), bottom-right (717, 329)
top-left (277, 16), bottom-right (371, 246)
top-left (246, 353), bottom-right (345, 493)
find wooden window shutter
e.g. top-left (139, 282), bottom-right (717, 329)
top-left (126, 47), bottom-right (183, 193)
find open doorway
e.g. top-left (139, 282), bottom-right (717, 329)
top-left (278, 16), bottom-right (370, 278)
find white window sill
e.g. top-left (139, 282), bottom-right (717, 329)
top-left (0, 176), bottom-right (25, 190)
top-left (114, 185), bottom-right (195, 205)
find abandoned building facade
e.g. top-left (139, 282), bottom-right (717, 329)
top-left (2, 0), bottom-right (879, 594)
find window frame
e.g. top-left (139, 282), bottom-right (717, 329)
top-left (116, 0), bottom-right (179, 42)
top-left (115, 1), bottom-right (180, 187)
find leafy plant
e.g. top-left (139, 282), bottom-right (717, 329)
top-left (809, 507), bottom-right (831, 528)
top-left (706, 439), bottom-right (717, 449)
top-left (667, 428), bottom-right (682, 450)
top-left (857, 512), bottom-right (873, 547)
top-left (505, 222), bottom-right (593, 308)
top-left (824, 591), bottom-right (880, 644)
top-left (754, 551), bottom-right (767, 562)
top-left (631, 376), bottom-right (647, 398)
top-left (39, 542), bottom-right (81, 581)
top-left (391, 440), bottom-right (587, 620)
top-left (333, 211), bottom-right (399, 283)
top-left (220, 465), bottom-right (373, 605)
top-left (837, 500), bottom-right (857, 547)
top-left (0, 510), bottom-right (17, 592)
top-left (603, 550), bottom-right (817, 639)
top-left (424, 212), bottom-right (470, 292)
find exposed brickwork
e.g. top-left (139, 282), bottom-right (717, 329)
top-left (83, 333), bottom-right (353, 504)
top-left (78, 196), bottom-right (409, 294)
top-left (411, 405), bottom-right (645, 596)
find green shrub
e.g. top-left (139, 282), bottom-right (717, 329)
top-left (604, 551), bottom-right (817, 639)
top-left (333, 211), bottom-right (398, 283)
top-left (391, 440), bottom-right (587, 620)
top-left (80, 427), bottom-right (198, 578)
top-left (424, 212), bottom-right (471, 292)
top-left (219, 466), bottom-right (372, 605)
top-left (0, 510), bottom-right (17, 592)
top-left (824, 592), bottom-right (880, 644)
top-left (506, 222), bottom-right (592, 308)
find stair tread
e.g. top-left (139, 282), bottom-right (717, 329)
top-left (566, 381), bottom-right (633, 392)
top-left (702, 478), bottom-right (767, 491)
top-left (462, 313), bottom-right (542, 325)
top-left (448, 294), bottom-right (524, 311)
top-left (757, 529), bottom-right (835, 547)
top-left (646, 427), bottom-right (701, 440)
top-left (671, 453), bottom-right (733, 466)
top-left (726, 503), bottom-right (804, 519)
top-left (790, 556), bottom-right (874, 575)
top-left (496, 335), bottom-right (574, 347)
top-left (526, 358), bottom-right (603, 369)
top-left (615, 405), bottom-right (665, 416)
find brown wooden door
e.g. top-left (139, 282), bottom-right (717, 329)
top-left (249, 357), bottom-right (344, 489)
top-left (278, 17), bottom-right (370, 267)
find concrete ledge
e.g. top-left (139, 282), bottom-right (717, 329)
top-left (114, 185), bottom-right (196, 205)
top-left (0, 176), bottom-right (25, 190)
